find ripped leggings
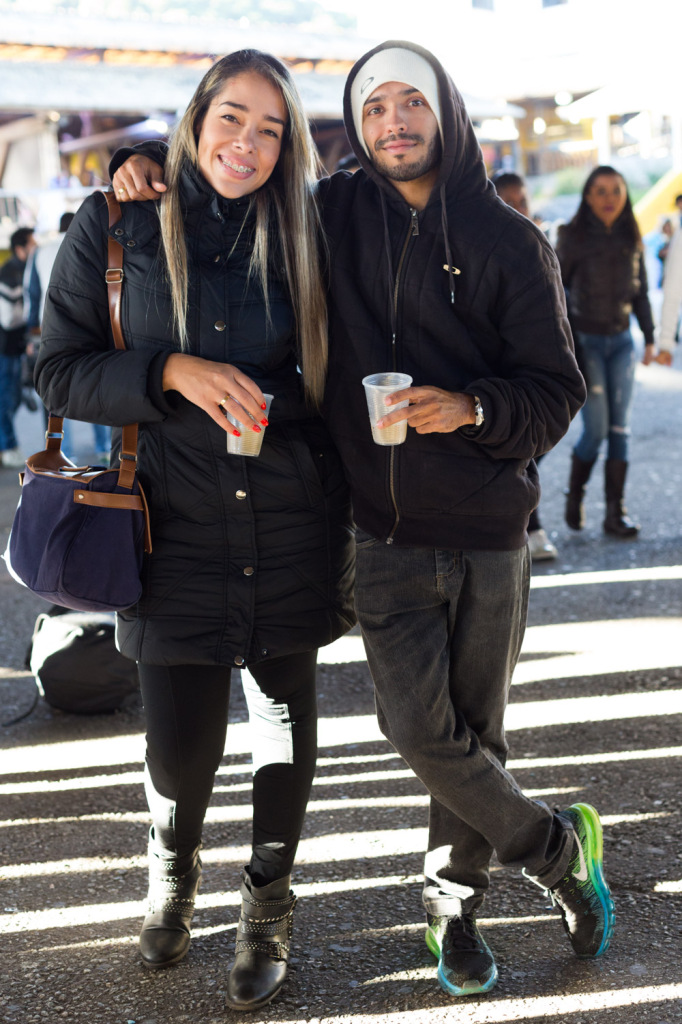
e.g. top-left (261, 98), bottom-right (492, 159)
top-left (138, 649), bottom-right (318, 886)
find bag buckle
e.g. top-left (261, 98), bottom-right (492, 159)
top-left (105, 269), bottom-right (124, 284)
top-left (45, 430), bottom-right (63, 440)
top-left (119, 451), bottom-right (137, 463)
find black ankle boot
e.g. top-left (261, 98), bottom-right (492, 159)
top-left (139, 842), bottom-right (202, 969)
top-left (565, 452), bottom-right (596, 530)
top-left (603, 459), bottom-right (639, 538)
top-left (226, 871), bottom-right (296, 1011)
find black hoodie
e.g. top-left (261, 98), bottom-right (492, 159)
top-left (319, 40), bottom-right (585, 551)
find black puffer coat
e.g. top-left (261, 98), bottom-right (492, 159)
top-left (556, 212), bottom-right (655, 344)
top-left (35, 172), bottom-right (355, 667)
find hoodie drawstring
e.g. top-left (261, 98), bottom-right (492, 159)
top-left (440, 184), bottom-right (456, 306)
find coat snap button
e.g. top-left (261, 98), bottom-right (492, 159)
top-left (234, 656), bottom-right (245, 667)
top-left (214, 320), bottom-right (226, 331)
top-left (213, 254), bottom-right (220, 263)
top-left (243, 566), bottom-right (254, 576)
top-left (236, 490), bottom-right (246, 500)
top-left (126, 240), bottom-right (136, 248)
top-left (114, 228), bottom-right (124, 236)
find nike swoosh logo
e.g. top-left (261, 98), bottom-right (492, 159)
top-left (360, 76), bottom-right (375, 95)
top-left (573, 838), bottom-right (589, 882)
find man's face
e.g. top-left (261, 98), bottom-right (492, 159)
top-left (361, 81), bottom-right (441, 184)
top-left (498, 184), bottom-right (529, 218)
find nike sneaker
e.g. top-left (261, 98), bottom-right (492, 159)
top-left (548, 803), bottom-right (615, 958)
top-left (426, 912), bottom-right (498, 997)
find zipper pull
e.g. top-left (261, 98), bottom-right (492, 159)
top-left (411, 208), bottom-right (419, 236)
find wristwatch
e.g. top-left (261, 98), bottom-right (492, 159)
top-left (473, 395), bottom-right (484, 428)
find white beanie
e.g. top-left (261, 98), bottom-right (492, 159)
top-left (350, 47), bottom-right (443, 156)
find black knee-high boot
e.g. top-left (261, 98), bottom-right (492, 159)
top-left (139, 833), bottom-right (202, 969)
top-left (603, 459), bottom-right (640, 538)
top-left (565, 452), bottom-right (596, 530)
top-left (226, 870), bottom-right (297, 1011)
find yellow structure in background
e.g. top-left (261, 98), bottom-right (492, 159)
top-left (634, 168), bottom-right (682, 237)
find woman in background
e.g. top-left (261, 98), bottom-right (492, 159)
top-left (557, 165), bottom-right (655, 538)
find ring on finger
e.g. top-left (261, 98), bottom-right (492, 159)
top-left (219, 394), bottom-right (230, 407)
top-left (117, 187), bottom-right (127, 197)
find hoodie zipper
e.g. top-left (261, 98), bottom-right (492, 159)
top-left (386, 207), bottom-right (419, 544)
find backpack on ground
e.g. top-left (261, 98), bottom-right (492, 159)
top-left (27, 608), bottom-right (139, 715)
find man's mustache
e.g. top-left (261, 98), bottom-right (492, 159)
top-left (375, 134), bottom-right (424, 152)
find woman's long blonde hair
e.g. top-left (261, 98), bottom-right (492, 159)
top-left (160, 49), bottom-right (328, 406)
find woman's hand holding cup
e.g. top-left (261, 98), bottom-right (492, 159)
top-left (162, 353), bottom-right (268, 434)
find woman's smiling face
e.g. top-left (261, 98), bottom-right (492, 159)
top-left (196, 71), bottom-right (287, 199)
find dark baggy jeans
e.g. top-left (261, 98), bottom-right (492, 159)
top-left (354, 534), bottom-right (572, 917)
top-left (138, 649), bottom-right (318, 886)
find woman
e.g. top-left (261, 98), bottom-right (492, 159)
top-left (557, 165), bottom-right (655, 538)
top-left (35, 50), bottom-right (355, 1011)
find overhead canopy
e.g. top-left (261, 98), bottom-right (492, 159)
top-left (559, 76), bottom-right (682, 121)
top-left (0, 59), bottom-right (525, 122)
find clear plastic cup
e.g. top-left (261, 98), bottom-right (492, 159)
top-left (226, 394), bottom-right (274, 457)
top-left (362, 373), bottom-right (413, 446)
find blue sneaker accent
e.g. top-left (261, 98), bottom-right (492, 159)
top-left (427, 913), bottom-right (498, 997)
top-left (550, 802), bottom-right (615, 958)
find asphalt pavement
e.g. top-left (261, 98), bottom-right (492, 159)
top-left (1, 346), bottom-right (682, 1024)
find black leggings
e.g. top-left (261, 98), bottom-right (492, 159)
top-left (138, 649), bottom-right (318, 886)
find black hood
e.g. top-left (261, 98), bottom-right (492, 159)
top-left (343, 39), bottom-right (493, 208)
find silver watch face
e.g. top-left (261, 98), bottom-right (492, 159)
top-left (474, 397), bottom-right (484, 426)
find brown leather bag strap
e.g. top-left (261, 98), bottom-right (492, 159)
top-left (104, 191), bottom-right (126, 352)
top-left (45, 414), bottom-right (65, 451)
top-left (102, 190), bottom-right (139, 490)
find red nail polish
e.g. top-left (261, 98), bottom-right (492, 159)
top-left (252, 424), bottom-right (262, 433)
top-left (232, 429), bottom-right (241, 437)
top-left (261, 402), bottom-right (267, 410)
top-left (260, 418), bottom-right (269, 426)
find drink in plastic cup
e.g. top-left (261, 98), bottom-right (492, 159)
top-left (362, 373), bottom-right (413, 445)
top-left (226, 393), bottom-right (273, 457)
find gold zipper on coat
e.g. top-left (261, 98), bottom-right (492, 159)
top-left (387, 208), bottom-right (419, 545)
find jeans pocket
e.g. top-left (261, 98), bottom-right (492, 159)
top-left (354, 525), bottom-right (378, 550)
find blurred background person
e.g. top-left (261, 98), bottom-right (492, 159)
top-left (654, 216), bottom-right (675, 287)
top-left (492, 170), bottom-right (557, 562)
top-left (557, 165), bottom-right (655, 539)
top-left (657, 219), bottom-right (682, 365)
top-left (492, 171), bottom-right (529, 218)
top-left (335, 151), bottom-right (360, 174)
top-left (0, 227), bottom-right (35, 468)
top-left (675, 194), bottom-right (682, 228)
top-left (24, 212), bottom-right (111, 462)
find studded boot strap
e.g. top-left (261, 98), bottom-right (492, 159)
top-left (146, 853), bottom-right (202, 916)
top-left (235, 888), bottom-right (297, 961)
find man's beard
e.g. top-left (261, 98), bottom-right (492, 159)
top-left (369, 132), bottom-right (441, 183)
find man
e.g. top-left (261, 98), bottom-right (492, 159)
top-left (491, 169), bottom-right (558, 562)
top-left (112, 40), bottom-right (608, 1001)
top-left (0, 227), bottom-right (35, 467)
top-left (491, 170), bottom-right (530, 217)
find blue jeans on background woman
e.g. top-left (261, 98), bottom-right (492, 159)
top-left (565, 328), bottom-right (640, 537)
